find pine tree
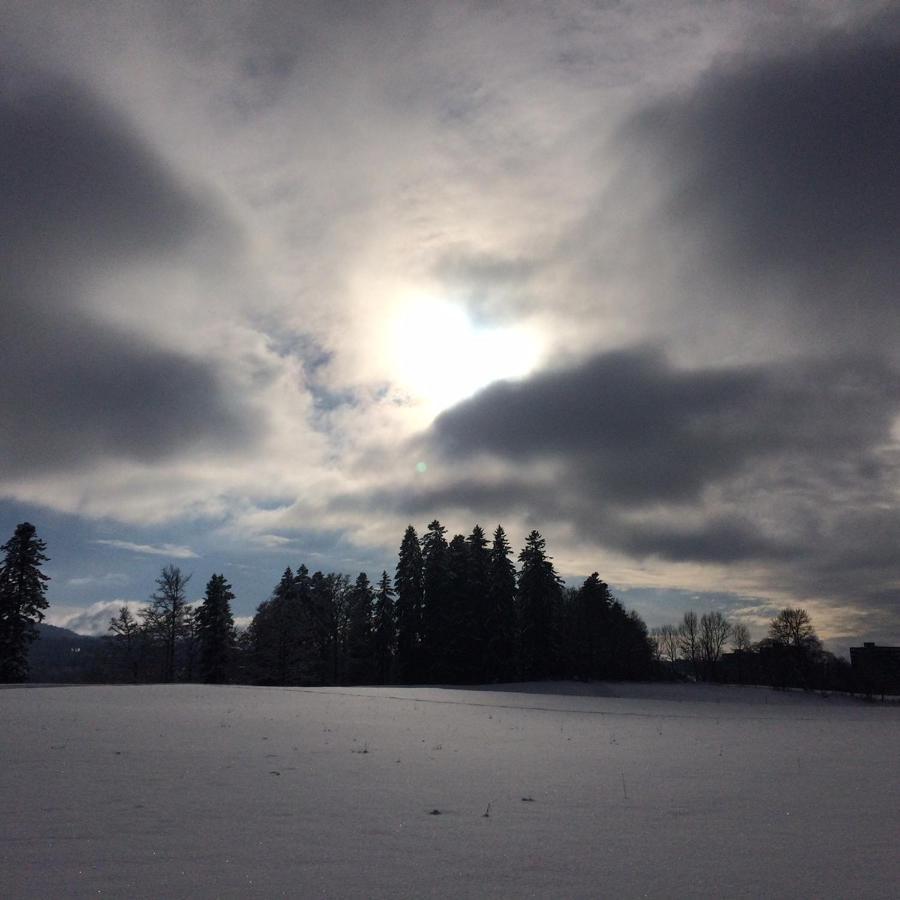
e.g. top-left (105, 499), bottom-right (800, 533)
top-left (463, 525), bottom-right (490, 682)
top-left (443, 533), bottom-right (470, 681)
top-left (485, 525), bottom-right (517, 682)
top-left (249, 567), bottom-right (310, 685)
top-left (0, 522), bottom-right (50, 683)
top-left (516, 530), bottom-right (563, 680)
top-left (421, 520), bottom-right (450, 681)
top-left (394, 525), bottom-right (423, 682)
top-left (373, 570), bottom-right (395, 684)
top-left (140, 565), bottom-right (192, 683)
top-left (196, 573), bottom-right (237, 684)
top-left (345, 572), bottom-right (375, 684)
top-left (574, 573), bottom-right (613, 680)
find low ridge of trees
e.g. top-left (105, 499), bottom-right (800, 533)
top-left (232, 522), bottom-right (655, 687)
top-left (8, 519), bottom-right (883, 695)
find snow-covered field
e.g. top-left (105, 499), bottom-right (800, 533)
top-left (2, 682), bottom-right (897, 898)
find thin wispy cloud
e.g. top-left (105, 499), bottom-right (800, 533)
top-left (93, 541), bottom-right (199, 560)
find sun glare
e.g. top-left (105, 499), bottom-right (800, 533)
top-left (387, 298), bottom-right (540, 414)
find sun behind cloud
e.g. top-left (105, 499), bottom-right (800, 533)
top-left (385, 296), bottom-right (541, 415)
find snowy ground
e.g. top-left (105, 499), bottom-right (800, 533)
top-left (2, 682), bottom-right (898, 898)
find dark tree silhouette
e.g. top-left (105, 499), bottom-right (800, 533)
top-left (444, 532), bottom-right (470, 681)
top-left (196, 573), bottom-right (237, 684)
top-left (678, 610), bottom-right (701, 679)
top-left (140, 564), bottom-right (192, 683)
top-left (373, 570), bottom-right (395, 684)
top-left (767, 607), bottom-right (822, 687)
top-left (107, 605), bottom-right (143, 682)
top-left (248, 567), bottom-right (303, 685)
top-left (421, 520), bottom-right (450, 681)
top-left (0, 522), bottom-right (50, 683)
top-left (308, 571), bottom-right (349, 684)
top-left (485, 525), bottom-right (517, 682)
top-left (517, 530), bottom-right (562, 680)
top-left (460, 525), bottom-right (490, 682)
top-left (394, 525), bottom-right (423, 682)
top-left (574, 572), bottom-right (613, 680)
top-left (345, 572), bottom-right (375, 684)
top-left (699, 611), bottom-right (732, 680)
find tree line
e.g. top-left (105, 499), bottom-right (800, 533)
top-left (103, 522), bottom-right (655, 686)
top-left (0, 520), bottom-right (878, 695)
top-left (650, 607), bottom-right (859, 692)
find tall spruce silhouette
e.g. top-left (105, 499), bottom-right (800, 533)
top-left (421, 520), bottom-right (450, 681)
top-left (517, 530), bottom-right (562, 680)
top-left (486, 525), bottom-right (517, 682)
top-left (196, 573), bottom-right (237, 684)
top-left (373, 570), bottom-right (396, 684)
top-left (345, 572), bottom-right (375, 684)
top-left (444, 532), bottom-right (469, 681)
top-left (394, 525), bottom-right (423, 682)
top-left (0, 522), bottom-right (50, 683)
top-left (464, 525), bottom-right (490, 682)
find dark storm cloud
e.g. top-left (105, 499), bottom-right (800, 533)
top-left (616, 13), bottom-right (900, 353)
top-left (0, 70), bottom-right (258, 475)
top-left (429, 349), bottom-right (900, 507)
top-left (1, 71), bottom-right (202, 266)
top-left (395, 346), bottom-right (900, 603)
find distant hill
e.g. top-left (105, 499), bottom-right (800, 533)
top-left (27, 622), bottom-right (107, 683)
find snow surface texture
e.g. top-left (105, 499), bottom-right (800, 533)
top-left (2, 683), bottom-right (898, 898)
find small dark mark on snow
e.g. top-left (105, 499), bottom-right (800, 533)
top-left (521, 797), bottom-right (535, 802)
top-left (429, 809), bottom-right (442, 815)
top-left (269, 771), bottom-right (281, 776)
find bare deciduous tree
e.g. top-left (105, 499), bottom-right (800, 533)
top-left (658, 624), bottom-right (680, 666)
top-left (678, 611), bottom-right (700, 678)
top-left (141, 565), bottom-right (192, 683)
top-left (731, 622), bottom-right (752, 652)
top-left (699, 611), bottom-right (732, 677)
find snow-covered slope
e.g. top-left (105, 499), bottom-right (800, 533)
top-left (2, 683), bottom-right (897, 898)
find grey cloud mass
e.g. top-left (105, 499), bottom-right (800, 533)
top-left (410, 346), bottom-right (900, 626)
top-left (1, 70), bottom-right (258, 475)
top-left (599, 12), bottom-right (900, 359)
top-left (0, 1), bottom-right (897, 641)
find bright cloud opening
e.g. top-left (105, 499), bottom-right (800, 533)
top-left (386, 298), bottom-right (542, 414)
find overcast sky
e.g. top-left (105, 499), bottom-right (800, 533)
top-left (2, 1), bottom-right (897, 648)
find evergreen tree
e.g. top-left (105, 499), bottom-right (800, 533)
top-left (0, 522), bottom-right (50, 683)
top-left (574, 573), bottom-right (613, 680)
top-left (394, 525), bottom-right (423, 682)
top-left (196, 573), bottom-right (237, 684)
top-left (306, 571), bottom-right (350, 684)
top-left (485, 525), bottom-right (517, 682)
top-left (249, 567), bottom-right (302, 685)
top-left (462, 525), bottom-right (490, 682)
top-left (420, 520), bottom-right (450, 680)
top-left (444, 533), bottom-right (470, 681)
top-left (373, 570), bottom-right (395, 684)
top-left (345, 572), bottom-right (375, 684)
top-left (516, 530), bottom-right (562, 680)
top-left (140, 565), bottom-right (192, 683)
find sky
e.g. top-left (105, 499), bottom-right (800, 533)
top-left (2, 0), bottom-right (898, 650)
